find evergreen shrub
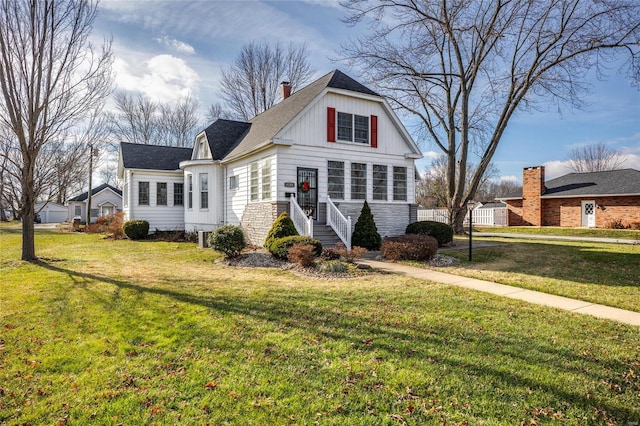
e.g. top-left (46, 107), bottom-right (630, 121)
top-left (123, 220), bottom-right (149, 240)
top-left (405, 220), bottom-right (453, 247)
top-left (269, 236), bottom-right (322, 260)
top-left (264, 212), bottom-right (298, 250)
top-left (208, 225), bottom-right (246, 258)
top-left (351, 201), bottom-right (381, 250)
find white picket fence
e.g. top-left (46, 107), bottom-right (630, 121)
top-left (418, 207), bottom-right (507, 226)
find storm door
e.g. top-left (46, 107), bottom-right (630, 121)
top-left (581, 200), bottom-right (596, 227)
top-left (297, 168), bottom-right (318, 219)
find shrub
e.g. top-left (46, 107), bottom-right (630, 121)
top-left (269, 235), bottom-right (322, 260)
top-left (334, 242), bottom-right (368, 264)
top-left (321, 247), bottom-right (341, 261)
top-left (287, 244), bottom-right (317, 267)
top-left (605, 219), bottom-right (629, 229)
top-left (318, 260), bottom-right (348, 273)
top-left (381, 234), bottom-right (438, 261)
top-left (351, 201), bottom-right (381, 250)
top-left (264, 212), bottom-right (298, 250)
top-left (405, 221), bottom-right (454, 247)
top-left (85, 212), bottom-right (125, 239)
top-left (123, 220), bottom-right (149, 240)
top-left (208, 225), bottom-right (246, 258)
top-left (630, 222), bottom-right (640, 231)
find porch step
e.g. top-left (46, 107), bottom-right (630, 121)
top-left (313, 223), bottom-right (342, 248)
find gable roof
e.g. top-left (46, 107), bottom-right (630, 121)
top-left (202, 119), bottom-right (251, 160)
top-left (68, 183), bottom-right (122, 202)
top-left (222, 69), bottom-right (382, 161)
top-left (498, 169), bottom-right (640, 199)
top-left (120, 142), bottom-right (192, 171)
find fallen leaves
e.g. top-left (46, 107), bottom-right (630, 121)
top-left (204, 381), bottom-right (217, 390)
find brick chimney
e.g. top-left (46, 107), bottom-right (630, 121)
top-left (522, 166), bottom-right (545, 226)
top-left (280, 81), bottom-right (291, 100)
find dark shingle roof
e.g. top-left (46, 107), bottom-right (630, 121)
top-left (543, 168), bottom-right (640, 197)
top-left (224, 69), bottom-right (380, 160)
top-left (498, 169), bottom-right (640, 199)
top-left (120, 142), bottom-right (192, 171)
top-left (68, 183), bottom-right (122, 202)
top-left (203, 119), bottom-right (251, 160)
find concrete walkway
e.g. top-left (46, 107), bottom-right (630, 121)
top-left (475, 232), bottom-right (640, 245)
top-left (357, 258), bottom-right (640, 327)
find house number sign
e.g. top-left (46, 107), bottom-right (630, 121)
top-left (284, 182), bottom-right (295, 188)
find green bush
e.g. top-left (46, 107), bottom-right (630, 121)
top-left (208, 225), bottom-right (246, 258)
top-left (405, 220), bottom-right (453, 247)
top-left (123, 220), bottom-right (149, 240)
top-left (269, 235), bottom-right (322, 260)
top-left (318, 260), bottom-right (348, 273)
top-left (381, 234), bottom-right (438, 261)
top-left (351, 201), bottom-right (381, 250)
top-left (264, 212), bottom-right (298, 250)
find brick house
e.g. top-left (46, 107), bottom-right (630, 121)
top-left (498, 166), bottom-right (640, 228)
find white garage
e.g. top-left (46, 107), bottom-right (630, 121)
top-left (35, 202), bottom-right (69, 223)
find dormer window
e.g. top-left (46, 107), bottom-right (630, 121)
top-left (197, 137), bottom-right (210, 159)
top-left (328, 107), bottom-right (377, 148)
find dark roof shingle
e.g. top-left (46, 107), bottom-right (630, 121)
top-left (120, 142), bottom-right (192, 171)
top-left (203, 120), bottom-right (251, 160)
top-left (68, 183), bottom-right (122, 202)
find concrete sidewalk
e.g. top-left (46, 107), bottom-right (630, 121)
top-left (357, 258), bottom-right (640, 327)
top-left (474, 232), bottom-right (640, 245)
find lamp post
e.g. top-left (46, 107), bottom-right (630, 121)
top-left (468, 200), bottom-right (475, 262)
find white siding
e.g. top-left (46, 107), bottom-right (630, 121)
top-left (225, 152), bottom-right (276, 226)
top-left (183, 163), bottom-right (224, 232)
top-left (126, 170), bottom-right (185, 231)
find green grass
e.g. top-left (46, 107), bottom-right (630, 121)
top-left (1, 230), bottom-right (639, 425)
top-left (437, 237), bottom-right (640, 312)
top-left (476, 226), bottom-right (640, 240)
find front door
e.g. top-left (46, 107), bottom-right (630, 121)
top-left (297, 168), bottom-right (318, 219)
top-left (581, 200), bottom-right (596, 227)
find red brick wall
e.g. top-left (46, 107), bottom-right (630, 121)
top-left (522, 166), bottom-right (545, 226)
top-left (513, 195), bottom-right (640, 227)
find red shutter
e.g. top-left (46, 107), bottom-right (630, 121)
top-left (327, 107), bottom-right (336, 142)
top-left (370, 115), bottom-right (378, 148)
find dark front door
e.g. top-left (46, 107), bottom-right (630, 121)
top-left (297, 168), bottom-right (318, 219)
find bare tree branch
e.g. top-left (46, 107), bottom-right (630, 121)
top-left (567, 142), bottom-right (627, 172)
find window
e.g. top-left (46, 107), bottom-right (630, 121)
top-left (90, 208), bottom-right (99, 217)
top-left (261, 159), bottom-right (272, 200)
top-left (393, 166), bottom-right (407, 201)
top-left (157, 182), bottom-right (167, 206)
top-left (337, 112), bottom-right (369, 144)
top-left (351, 163), bottom-right (367, 200)
top-left (187, 175), bottom-right (193, 209)
top-left (337, 112), bottom-right (352, 141)
top-left (139, 181), bottom-right (149, 205)
top-left (229, 175), bottom-right (239, 190)
top-left (327, 161), bottom-right (344, 199)
top-left (250, 162), bottom-right (259, 202)
top-left (354, 115), bottom-right (369, 144)
top-left (200, 173), bottom-right (208, 209)
top-left (373, 164), bottom-right (387, 201)
top-left (174, 183), bottom-right (183, 206)
top-left (74, 205), bottom-right (81, 216)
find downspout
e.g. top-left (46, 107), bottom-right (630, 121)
top-left (128, 170), bottom-right (134, 220)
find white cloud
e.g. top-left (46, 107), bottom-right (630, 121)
top-left (113, 54), bottom-right (199, 103)
top-left (422, 150), bottom-right (441, 160)
top-left (154, 36), bottom-right (195, 55)
top-left (542, 160), bottom-right (573, 180)
top-left (500, 175), bottom-right (518, 183)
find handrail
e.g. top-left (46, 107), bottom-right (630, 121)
top-left (289, 195), bottom-right (313, 237)
top-left (326, 196), bottom-right (351, 250)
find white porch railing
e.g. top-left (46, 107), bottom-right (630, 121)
top-left (289, 195), bottom-right (313, 237)
top-left (326, 196), bottom-right (351, 250)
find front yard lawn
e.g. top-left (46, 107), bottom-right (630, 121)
top-left (439, 237), bottom-right (640, 312)
top-left (1, 230), bottom-right (639, 424)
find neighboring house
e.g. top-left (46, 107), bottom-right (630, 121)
top-left (118, 70), bottom-right (422, 245)
top-left (67, 183), bottom-right (123, 223)
top-left (498, 166), bottom-right (640, 227)
top-left (34, 201), bottom-right (68, 223)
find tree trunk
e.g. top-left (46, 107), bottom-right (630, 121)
top-left (450, 205), bottom-right (467, 235)
top-left (20, 166), bottom-right (36, 261)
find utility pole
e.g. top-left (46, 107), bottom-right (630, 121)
top-left (86, 144), bottom-right (93, 225)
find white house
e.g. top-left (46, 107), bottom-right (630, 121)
top-left (118, 70), bottom-right (422, 246)
top-left (67, 183), bottom-right (123, 223)
top-left (34, 201), bottom-right (68, 223)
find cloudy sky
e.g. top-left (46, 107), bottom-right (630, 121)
top-left (95, 0), bottom-right (640, 182)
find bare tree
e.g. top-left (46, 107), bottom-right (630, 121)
top-left (205, 102), bottom-right (232, 123)
top-left (567, 142), bottom-right (626, 173)
top-left (220, 42), bottom-right (315, 120)
top-left (109, 91), bottom-right (201, 147)
top-left (341, 0), bottom-right (640, 232)
top-left (0, 0), bottom-right (113, 260)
